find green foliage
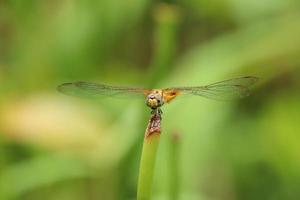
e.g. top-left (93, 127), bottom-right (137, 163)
top-left (1, 0), bottom-right (300, 199)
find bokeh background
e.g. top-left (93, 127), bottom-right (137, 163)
top-left (1, 1), bottom-right (300, 200)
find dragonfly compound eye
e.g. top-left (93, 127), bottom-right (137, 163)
top-left (146, 98), bottom-right (157, 108)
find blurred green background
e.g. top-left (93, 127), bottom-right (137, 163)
top-left (1, 0), bottom-right (300, 200)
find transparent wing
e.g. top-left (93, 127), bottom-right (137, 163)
top-left (164, 76), bottom-right (258, 101)
top-left (57, 81), bottom-right (149, 99)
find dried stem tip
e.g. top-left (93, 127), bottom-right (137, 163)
top-left (145, 113), bottom-right (161, 138)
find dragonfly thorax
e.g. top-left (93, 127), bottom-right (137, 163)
top-left (146, 92), bottom-right (164, 109)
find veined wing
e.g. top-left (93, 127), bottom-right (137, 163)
top-left (57, 81), bottom-right (149, 99)
top-left (163, 76), bottom-right (258, 101)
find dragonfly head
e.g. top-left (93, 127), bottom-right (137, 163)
top-left (146, 92), bottom-right (164, 109)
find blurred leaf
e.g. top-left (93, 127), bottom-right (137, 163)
top-left (0, 154), bottom-right (89, 199)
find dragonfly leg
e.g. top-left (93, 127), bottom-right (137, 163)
top-left (151, 109), bottom-right (157, 115)
top-left (151, 108), bottom-right (163, 116)
top-left (152, 109), bottom-right (163, 117)
top-left (158, 108), bottom-right (163, 115)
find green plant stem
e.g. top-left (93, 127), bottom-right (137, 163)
top-left (137, 3), bottom-right (179, 199)
top-left (147, 3), bottom-right (180, 87)
top-left (137, 113), bottom-right (162, 200)
top-left (169, 132), bottom-right (180, 200)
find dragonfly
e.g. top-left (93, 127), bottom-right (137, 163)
top-left (57, 76), bottom-right (258, 115)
